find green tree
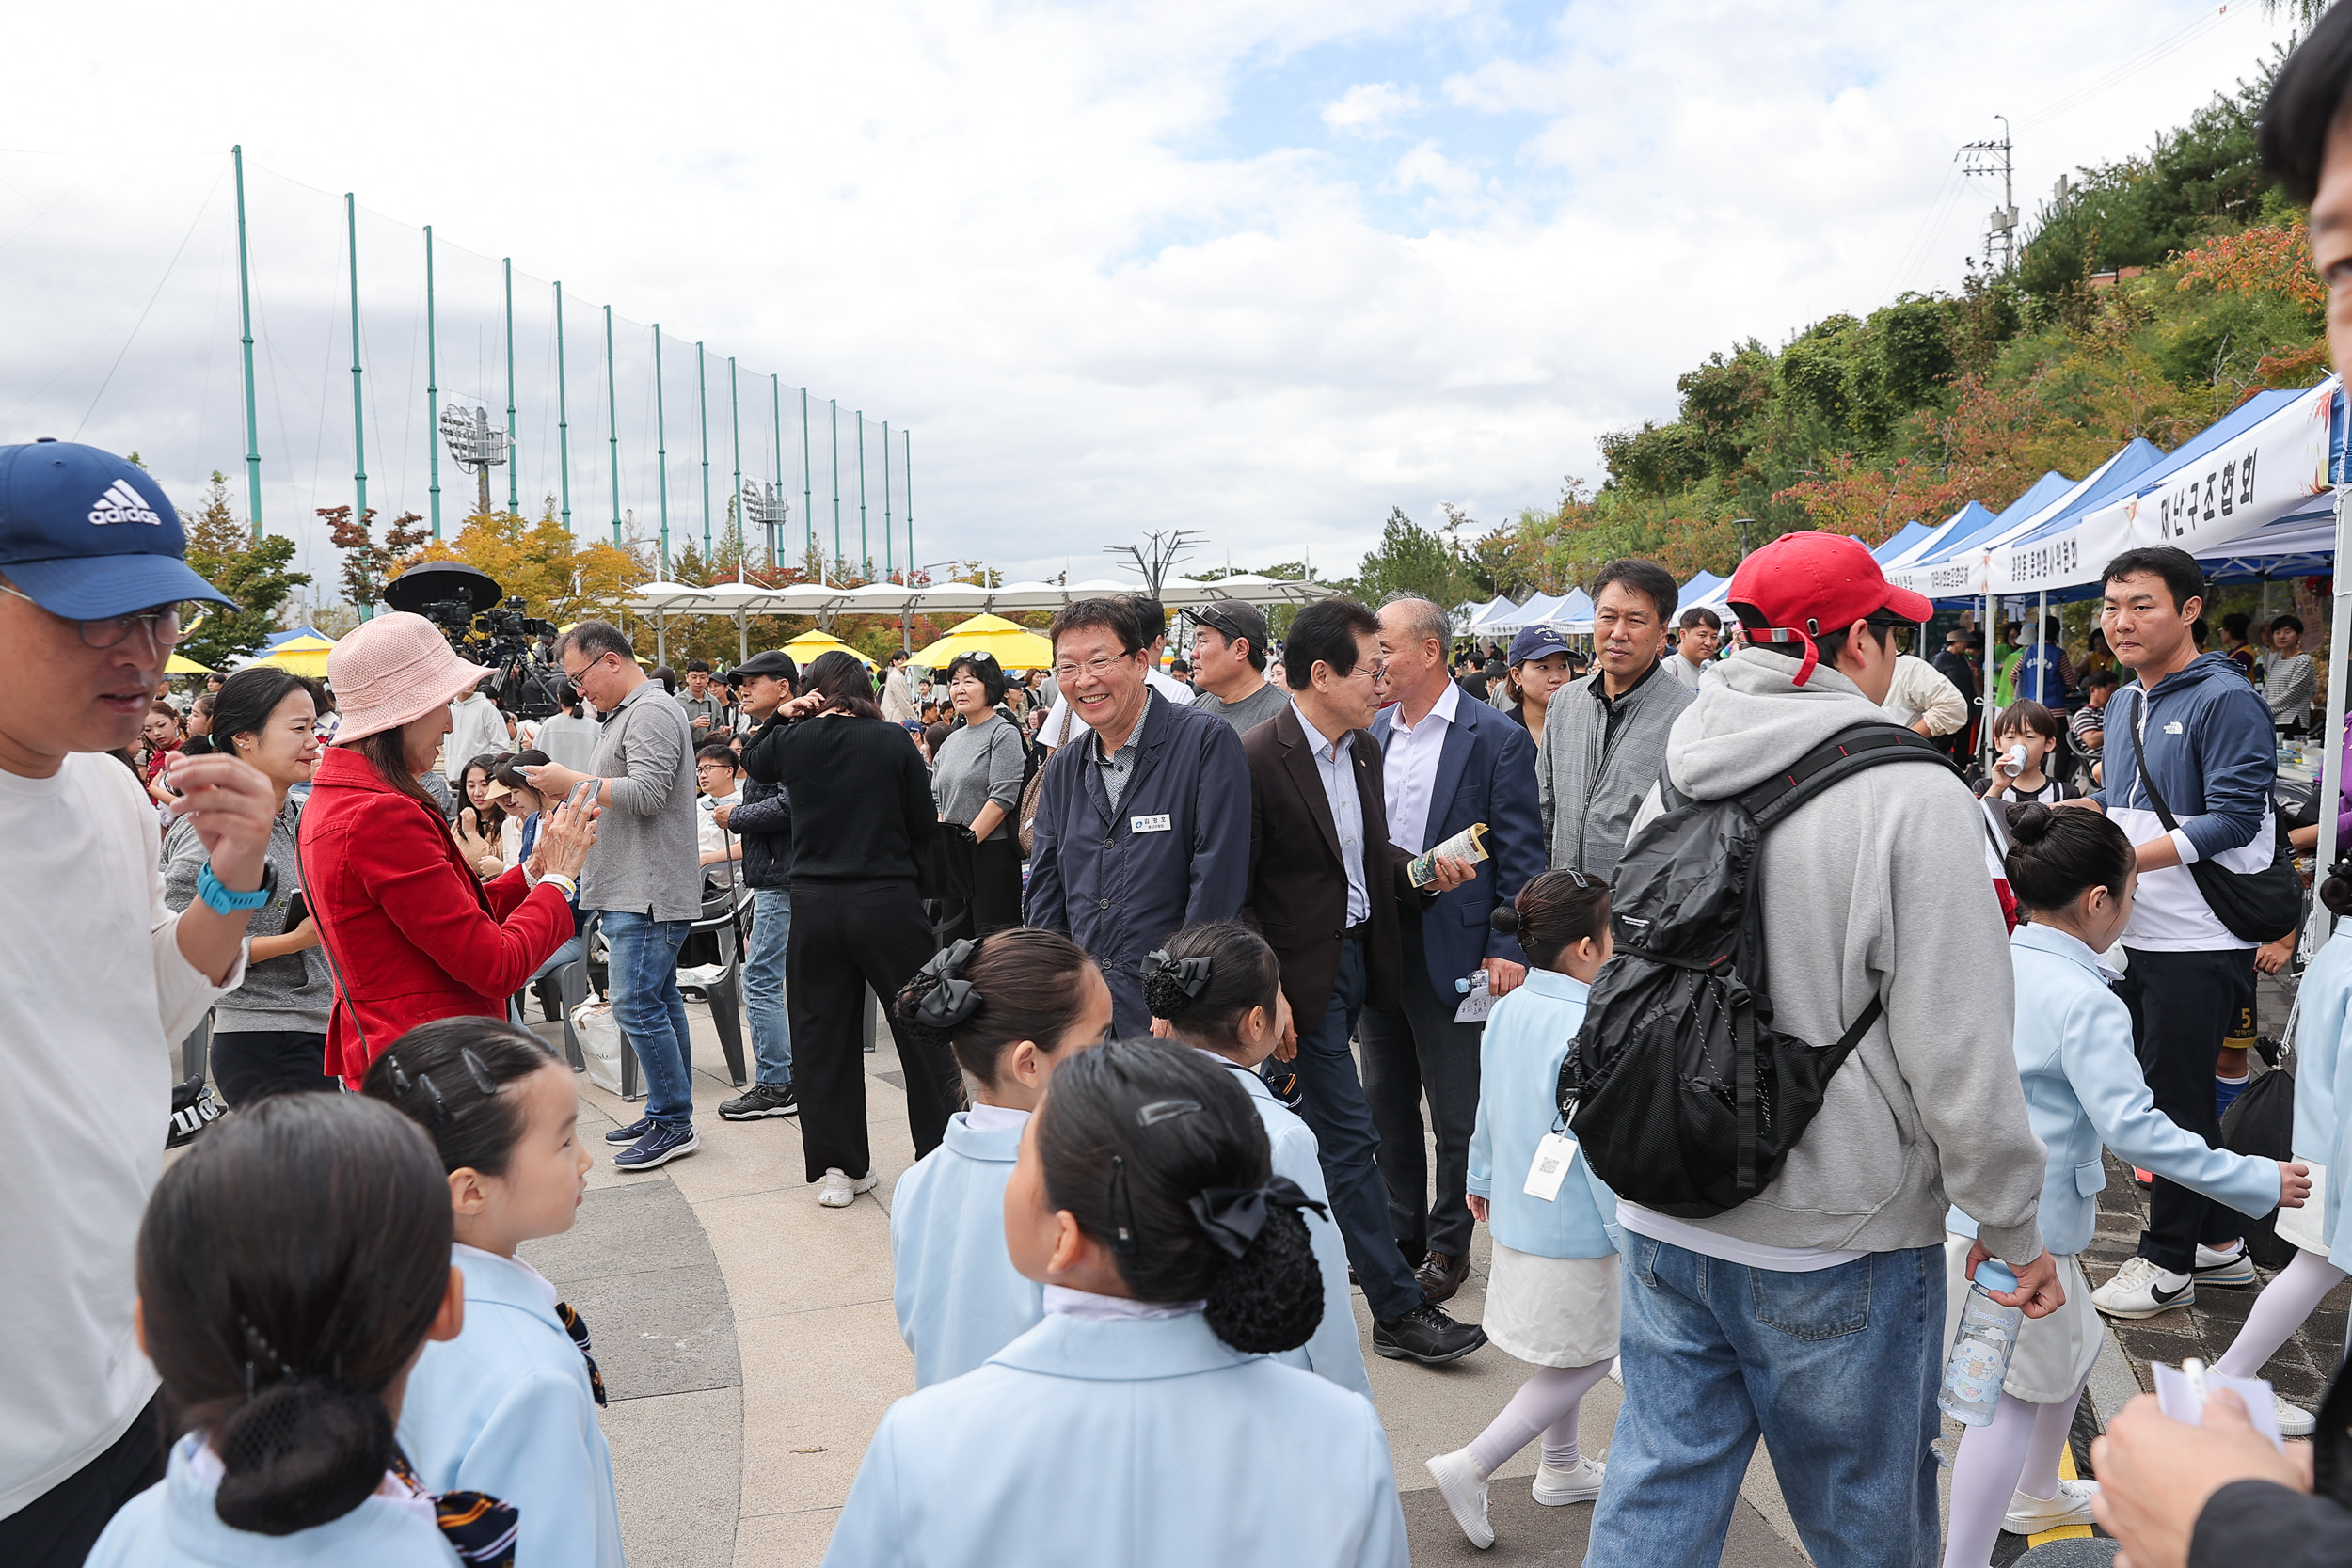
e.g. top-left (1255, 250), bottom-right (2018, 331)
top-left (179, 472), bottom-right (308, 669)
top-left (1344, 507), bottom-right (1486, 608)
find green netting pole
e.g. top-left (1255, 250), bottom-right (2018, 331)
top-left (232, 146), bottom-right (262, 538)
top-left (605, 305), bottom-right (621, 545)
top-left (344, 194), bottom-right (368, 559)
top-left (554, 281), bottom-right (572, 531)
top-left (857, 410), bottom-right (867, 578)
top-left (771, 373), bottom-right (783, 572)
top-left (904, 429), bottom-right (914, 579)
top-left (831, 399), bottom-right (841, 574)
top-left (802, 388), bottom-right (814, 579)
top-left (424, 226), bottom-right (441, 537)
top-left (502, 259), bottom-right (518, 514)
top-left (729, 356), bottom-right (742, 583)
top-left (655, 326), bottom-right (671, 576)
top-left (697, 341), bottom-right (712, 560)
top-left (882, 419), bottom-right (893, 579)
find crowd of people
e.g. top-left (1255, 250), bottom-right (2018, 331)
top-left (24, 23), bottom-right (2352, 1568)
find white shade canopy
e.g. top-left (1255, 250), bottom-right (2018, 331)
top-left (619, 572), bottom-right (1339, 618)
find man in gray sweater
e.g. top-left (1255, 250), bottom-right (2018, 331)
top-left (1538, 559), bottom-right (1692, 879)
top-left (525, 620), bottom-right (704, 1170)
top-left (1581, 532), bottom-right (2058, 1568)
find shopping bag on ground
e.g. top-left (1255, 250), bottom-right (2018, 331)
top-left (572, 1000), bottom-right (628, 1097)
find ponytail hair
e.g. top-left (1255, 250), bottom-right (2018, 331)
top-left (2322, 856), bottom-right (2352, 919)
top-left (1491, 868), bottom-right (1612, 969)
top-left (1034, 1041), bottom-right (1324, 1354)
top-left (1140, 922), bottom-right (1280, 1049)
top-left (135, 1095), bottom-right (452, 1535)
top-left (361, 1016), bottom-right (561, 1178)
top-left (2003, 801), bottom-right (2134, 913)
top-left (893, 928), bottom-right (1102, 1089)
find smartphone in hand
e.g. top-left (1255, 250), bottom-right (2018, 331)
top-left (281, 891), bottom-right (309, 932)
top-left (567, 779), bottom-right (599, 811)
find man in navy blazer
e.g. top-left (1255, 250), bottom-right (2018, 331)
top-left (1363, 595), bottom-right (1547, 1302)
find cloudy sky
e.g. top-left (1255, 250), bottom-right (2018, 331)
top-left (0, 0), bottom-right (2304, 596)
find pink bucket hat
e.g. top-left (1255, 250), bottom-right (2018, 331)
top-left (326, 611), bottom-right (491, 742)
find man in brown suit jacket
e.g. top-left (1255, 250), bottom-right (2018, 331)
top-left (1240, 596), bottom-right (1486, 1367)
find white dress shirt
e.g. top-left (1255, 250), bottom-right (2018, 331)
top-left (1293, 702), bottom-right (1370, 926)
top-left (1382, 677), bottom-right (1460, 854)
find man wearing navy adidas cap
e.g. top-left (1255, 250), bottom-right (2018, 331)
top-left (1581, 529), bottom-right (2058, 1568)
top-left (0, 440), bottom-right (282, 1565)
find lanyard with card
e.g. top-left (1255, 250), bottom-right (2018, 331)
top-left (1523, 1129), bottom-right (1579, 1201)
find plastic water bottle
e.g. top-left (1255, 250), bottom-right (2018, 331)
top-left (1939, 1259), bottom-right (2024, 1426)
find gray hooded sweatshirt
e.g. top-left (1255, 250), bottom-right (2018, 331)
top-left (1630, 647), bottom-right (2047, 1265)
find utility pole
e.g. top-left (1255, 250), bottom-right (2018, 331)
top-left (1957, 116), bottom-right (2018, 274)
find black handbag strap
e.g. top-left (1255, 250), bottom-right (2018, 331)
top-left (293, 829), bottom-right (369, 1065)
top-left (2127, 689), bottom-right (2185, 834)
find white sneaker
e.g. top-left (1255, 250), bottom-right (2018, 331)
top-left (1423, 1449), bottom-right (1494, 1549)
top-left (2276, 1394), bottom-right (2319, 1438)
top-left (2004, 1479), bottom-right (2099, 1533)
top-left (2194, 1241), bottom-right (2258, 1287)
top-left (2091, 1256), bottom-right (2195, 1319)
top-left (817, 1167), bottom-right (878, 1208)
top-left (1532, 1455), bottom-right (1606, 1505)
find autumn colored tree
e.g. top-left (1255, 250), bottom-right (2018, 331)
top-left (321, 506), bottom-right (429, 616)
top-left (177, 472), bottom-right (309, 668)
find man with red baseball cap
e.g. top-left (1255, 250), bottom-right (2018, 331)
top-left (1581, 529), bottom-right (2058, 1568)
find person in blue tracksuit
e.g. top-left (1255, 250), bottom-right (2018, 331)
top-left (1937, 802), bottom-right (2307, 1568)
top-left (363, 1017), bottom-right (625, 1568)
top-left (1141, 922), bottom-right (1374, 1397)
top-left (1426, 870), bottom-right (1624, 1550)
top-left (1024, 597), bottom-right (1251, 1035)
top-left (2211, 858), bottom-right (2352, 1431)
top-left (88, 1095), bottom-right (475, 1568)
top-left (888, 929), bottom-right (1115, 1386)
top-left (822, 1042), bottom-right (1408, 1568)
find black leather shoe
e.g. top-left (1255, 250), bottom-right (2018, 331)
top-left (1417, 1250), bottom-right (1471, 1304)
top-left (1372, 1303), bottom-right (1486, 1365)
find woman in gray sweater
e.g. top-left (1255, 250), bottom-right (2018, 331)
top-left (930, 651), bottom-right (1029, 937)
top-left (162, 667), bottom-right (335, 1104)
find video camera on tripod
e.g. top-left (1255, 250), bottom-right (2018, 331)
top-left (383, 562), bottom-right (566, 719)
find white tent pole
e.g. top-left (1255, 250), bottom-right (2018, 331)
top-left (2038, 588), bottom-right (2048, 704)
top-left (1982, 589), bottom-right (1995, 772)
top-left (2313, 487), bottom-right (2350, 956)
top-left (656, 611), bottom-right (668, 669)
top-left (737, 610), bottom-right (748, 666)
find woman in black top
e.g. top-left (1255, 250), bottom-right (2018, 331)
top-left (741, 650), bottom-right (956, 1205)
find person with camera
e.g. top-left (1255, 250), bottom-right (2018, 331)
top-left (300, 612), bottom-right (596, 1090)
top-left (522, 619), bottom-right (705, 1170)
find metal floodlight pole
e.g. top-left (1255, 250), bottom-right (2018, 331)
top-left (231, 146), bottom-right (262, 537)
top-left (697, 341), bottom-right (712, 560)
top-left (554, 281), bottom-right (572, 530)
top-left (502, 259), bottom-right (518, 514)
top-left (654, 326), bottom-right (671, 575)
top-left (604, 305), bottom-right (621, 545)
top-left (344, 194), bottom-right (367, 542)
top-left (424, 227), bottom-right (441, 536)
top-left (729, 356), bottom-right (742, 583)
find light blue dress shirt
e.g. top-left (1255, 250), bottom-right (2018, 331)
top-left (1291, 700), bottom-right (1369, 925)
top-left (1199, 1051), bottom-right (1375, 1396)
top-left (396, 1245), bottom-right (625, 1568)
top-left (1946, 921), bottom-right (2280, 1256)
top-left (1465, 969), bottom-right (1623, 1259)
top-left (890, 1108), bottom-right (1043, 1387)
top-left (820, 1311), bottom-right (1408, 1568)
top-left (2292, 927), bottom-right (2352, 1255)
top-left (87, 1433), bottom-right (460, 1567)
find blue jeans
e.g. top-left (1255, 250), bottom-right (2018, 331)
top-left (601, 911), bottom-right (694, 1129)
top-left (1583, 1239), bottom-right (1944, 1568)
top-left (745, 887), bottom-right (793, 1087)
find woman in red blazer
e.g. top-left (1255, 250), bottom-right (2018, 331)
top-left (300, 611), bottom-right (597, 1084)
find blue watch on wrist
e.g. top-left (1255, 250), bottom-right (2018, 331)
top-left (196, 861), bottom-right (276, 914)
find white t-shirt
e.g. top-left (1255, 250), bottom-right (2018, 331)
top-left (1038, 667), bottom-right (1195, 747)
top-left (1616, 1203), bottom-right (1867, 1275)
top-left (0, 752), bottom-right (238, 1515)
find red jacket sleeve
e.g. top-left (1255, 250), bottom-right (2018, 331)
top-left (355, 803), bottom-right (574, 998)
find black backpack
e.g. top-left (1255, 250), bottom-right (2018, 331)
top-left (1559, 722), bottom-right (1958, 1218)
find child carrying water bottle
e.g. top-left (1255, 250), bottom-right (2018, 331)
top-left (1937, 802), bottom-right (2309, 1567)
top-left (1426, 870), bottom-right (1622, 1551)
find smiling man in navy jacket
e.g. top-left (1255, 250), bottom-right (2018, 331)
top-left (1025, 596), bottom-right (1251, 1034)
top-left (1363, 594), bottom-right (1548, 1302)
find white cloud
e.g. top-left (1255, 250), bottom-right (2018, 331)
top-left (0, 0), bottom-right (2307, 594)
top-left (1323, 82), bottom-right (1425, 133)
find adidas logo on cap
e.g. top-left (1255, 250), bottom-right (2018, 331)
top-left (88, 479), bottom-right (162, 528)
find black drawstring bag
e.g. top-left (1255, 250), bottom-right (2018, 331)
top-left (2222, 1055), bottom-right (2298, 1270)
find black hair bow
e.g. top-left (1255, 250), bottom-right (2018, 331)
top-left (1142, 949), bottom-right (1213, 1000)
top-left (1186, 1176), bottom-right (1330, 1259)
top-left (909, 939), bottom-right (983, 1030)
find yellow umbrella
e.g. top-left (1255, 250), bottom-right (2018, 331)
top-left (781, 629), bottom-right (877, 669)
top-left (166, 654), bottom-right (213, 674)
top-left (912, 612), bottom-right (1055, 671)
top-left (249, 635), bottom-right (336, 678)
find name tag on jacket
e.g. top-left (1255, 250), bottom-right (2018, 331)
top-left (1130, 814), bottom-right (1172, 834)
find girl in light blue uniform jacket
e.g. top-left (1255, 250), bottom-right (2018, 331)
top-left (2212, 857), bottom-right (2352, 1431)
top-left (1427, 871), bottom-right (1623, 1551)
top-left (364, 1017), bottom-right (624, 1568)
top-left (1939, 802), bottom-right (2307, 1568)
top-left (88, 1095), bottom-right (483, 1568)
top-left (888, 930), bottom-right (1115, 1386)
top-left (823, 1041), bottom-right (1408, 1568)
top-left (1141, 921), bottom-right (1373, 1397)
